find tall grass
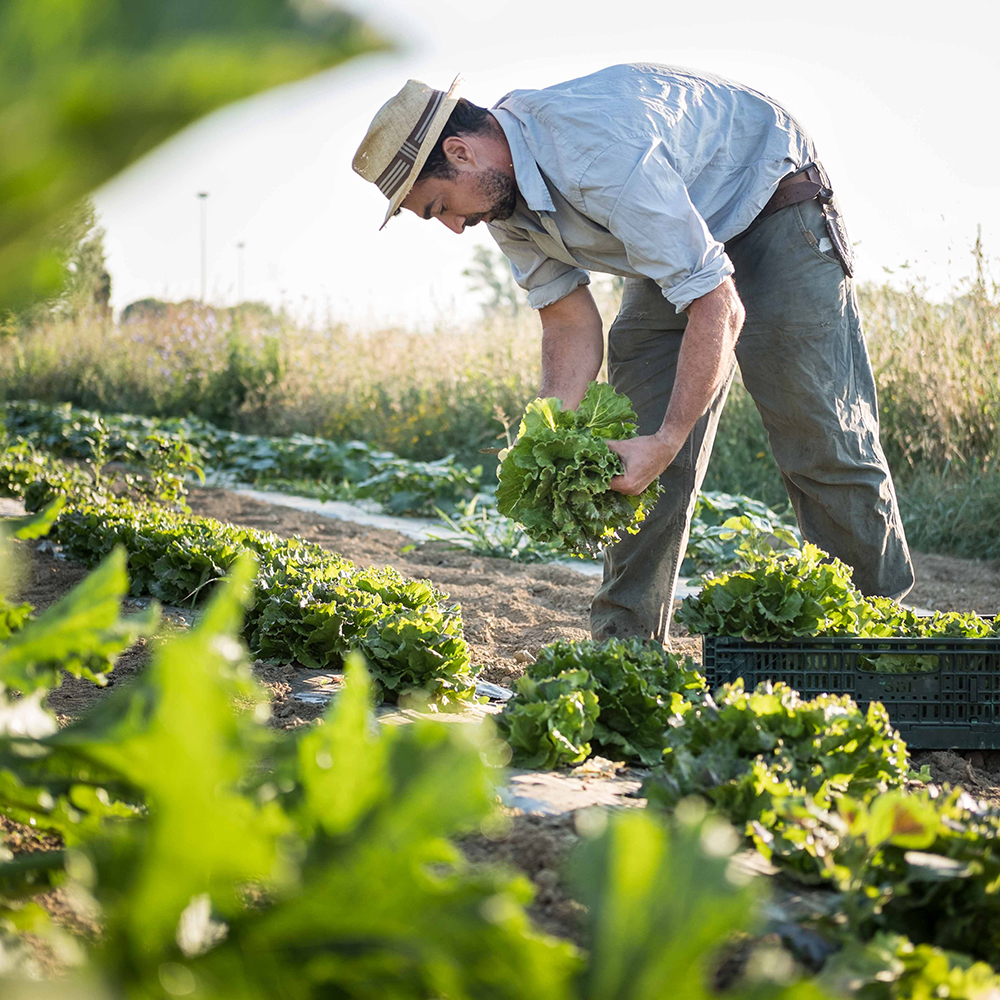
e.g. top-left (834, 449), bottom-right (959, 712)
top-left (1, 264), bottom-right (998, 559)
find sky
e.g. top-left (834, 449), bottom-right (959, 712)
top-left (92, 0), bottom-right (1000, 329)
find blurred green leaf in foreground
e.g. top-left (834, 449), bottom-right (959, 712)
top-left (0, 0), bottom-right (384, 310)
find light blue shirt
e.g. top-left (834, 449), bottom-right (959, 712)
top-left (487, 63), bottom-right (818, 313)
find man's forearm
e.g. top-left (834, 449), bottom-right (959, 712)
top-left (653, 278), bottom-right (744, 452)
top-left (607, 278), bottom-right (745, 496)
top-left (537, 285), bottom-right (604, 408)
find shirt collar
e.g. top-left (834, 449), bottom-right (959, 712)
top-left (490, 106), bottom-right (556, 214)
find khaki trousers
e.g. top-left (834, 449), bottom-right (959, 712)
top-left (590, 196), bottom-right (915, 643)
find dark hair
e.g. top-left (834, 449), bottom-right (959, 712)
top-left (417, 99), bottom-right (496, 181)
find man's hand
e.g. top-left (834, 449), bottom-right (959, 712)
top-left (607, 433), bottom-right (680, 495)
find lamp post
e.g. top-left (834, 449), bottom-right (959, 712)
top-left (197, 192), bottom-right (209, 302)
top-left (236, 241), bottom-right (246, 304)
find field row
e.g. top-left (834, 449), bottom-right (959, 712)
top-left (4, 415), bottom-right (1000, 996)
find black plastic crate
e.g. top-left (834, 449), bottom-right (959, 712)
top-left (701, 635), bottom-right (1000, 750)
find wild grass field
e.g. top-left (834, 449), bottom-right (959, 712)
top-left (1, 256), bottom-right (998, 559)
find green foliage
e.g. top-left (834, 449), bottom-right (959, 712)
top-left (754, 788), bottom-right (1000, 966)
top-left (0, 494), bottom-right (65, 542)
top-left (56, 498), bottom-right (474, 708)
top-left (8, 198), bottom-right (110, 330)
top-left (495, 670), bottom-right (600, 769)
top-left (7, 400), bottom-right (792, 567)
top-left (0, 547), bottom-right (158, 692)
top-left (570, 808), bottom-right (769, 1000)
top-left (676, 531), bottom-right (872, 642)
top-left (523, 639), bottom-right (705, 766)
top-left (355, 455), bottom-right (485, 515)
top-left (897, 463), bottom-right (1000, 562)
top-left (0, 0), bottom-right (381, 310)
top-left (497, 382), bottom-right (662, 557)
top-left (0, 496), bottom-right (156, 703)
top-left (429, 495), bottom-right (573, 563)
top-left (820, 932), bottom-right (1000, 1000)
top-left (0, 520), bottom-right (155, 842)
top-left (0, 599), bottom-right (31, 644)
top-left (0, 442), bottom-right (476, 709)
top-left (496, 639), bottom-right (705, 769)
top-left (682, 492), bottom-right (800, 576)
top-left (4, 399), bottom-right (479, 516)
top-left (676, 524), bottom-right (1000, 664)
top-left (3, 265), bottom-right (998, 562)
top-left (642, 680), bottom-right (909, 826)
top-left (0, 557), bottom-right (579, 996)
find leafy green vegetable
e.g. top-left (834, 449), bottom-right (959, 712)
top-left (0, 497), bottom-right (157, 694)
top-left (682, 492), bottom-right (800, 576)
top-left (676, 537), bottom-right (871, 642)
top-left (570, 808), bottom-right (764, 1000)
top-left (0, 600), bottom-right (31, 644)
top-left (0, 437), bottom-right (476, 708)
top-left (495, 670), bottom-right (599, 769)
top-left (676, 521), bottom-right (1000, 653)
top-left (521, 638), bottom-right (705, 766)
top-left (643, 680), bottom-right (909, 826)
top-left (0, 556), bottom-right (580, 997)
top-left (496, 382), bottom-right (661, 557)
top-left (4, 399), bottom-right (481, 516)
top-left (0, 547), bottom-right (158, 692)
top-left (755, 788), bottom-right (1000, 966)
top-left (820, 932), bottom-right (1000, 1000)
top-left (7, 400), bottom-right (802, 574)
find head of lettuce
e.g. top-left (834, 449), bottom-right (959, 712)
top-left (496, 382), bottom-right (661, 558)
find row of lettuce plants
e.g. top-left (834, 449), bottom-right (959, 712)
top-left (0, 432), bottom-right (475, 708)
top-left (0, 505), bottom-right (838, 998)
top-left (3, 398), bottom-right (799, 567)
top-left (3, 504), bottom-right (997, 996)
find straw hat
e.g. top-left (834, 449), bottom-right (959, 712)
top-left (352, 74), bottom-right (463, 229)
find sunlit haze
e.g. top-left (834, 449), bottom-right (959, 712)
top-left (93, 0), bottom-right (999, 329)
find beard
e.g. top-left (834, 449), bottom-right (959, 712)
top-left (464, 167), bottom-right (518, 227)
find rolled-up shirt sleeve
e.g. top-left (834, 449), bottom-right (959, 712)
top-left (579, 138), bottom-right (733, 313)
top-left (487, 222), bottom-right (590, 310)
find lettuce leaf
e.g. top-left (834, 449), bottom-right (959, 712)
top-left (496, 382), bottom-right (661, 557)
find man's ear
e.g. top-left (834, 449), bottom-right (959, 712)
top-left (442, 135), bottom-right (475, 168)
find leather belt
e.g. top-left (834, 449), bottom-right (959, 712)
top-left (756, 163), bottom-right (831, 224)
top-left (729, 160), bottom-right (855, 278)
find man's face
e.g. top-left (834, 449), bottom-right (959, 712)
top-left (402, 164), bottom-right (518, 234)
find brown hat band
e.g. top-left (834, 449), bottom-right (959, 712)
top-left (375, 88), bottom-right (446, 199)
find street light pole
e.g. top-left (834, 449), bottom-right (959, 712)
top-left (197, 192), bottom-right (209, 302)
top-left (236, 241), bottom-right (246, 304)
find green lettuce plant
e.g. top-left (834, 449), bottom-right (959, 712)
top-left (0, 443), bottom-right (476, 709)
top-left (676, 519), bottom-right (1000, 673)
top-left (494, 670), bottom-right (600, 770)
top-left (642, 680), bottom-right (909, 825)
top-left (820, 932), bottom-right (1000, 1000)
top-left (525, 639), bottom-right (704, 766)
top-left (0, 553), bottom-right (579, 996)
top-left (496, 382), bottom-right (661, 557)
top-left (755, 788), bottom-right (1000, 966)
top-left (496, 639), bottom-right (705, 769)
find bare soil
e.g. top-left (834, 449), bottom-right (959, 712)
top-left (5, 485), bottom-right (1000, 944)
